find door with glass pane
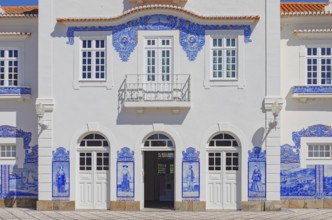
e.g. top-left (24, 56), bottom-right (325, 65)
top-left (78, 151), bottom-right (109, 209)
top-left (144, 37), bottom-right (173, 101)
top-left (207, 151), bottom-right (240, 209)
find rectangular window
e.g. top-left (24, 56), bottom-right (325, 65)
top-left (308, 144), bottom-right (331, 158)
top-left (211, 37), bottom-right (237, 80)
top-left (81, 39), bottom-right (106, 81)
top-left (0, 144), bottom-right (16, 158)
top-left (307, 47), bottom-right (332, 85)
top-left (79, 152), bottom-right (92, 170)
top-left (225, 152), bottom-right (239, 171)
top-left (0, 49), bottom-right (19, 86)
top-left (144, 37), bottom-right (173, 82)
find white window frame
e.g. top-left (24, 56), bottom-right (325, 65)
top-left (137, 30), bottom-right (180, 79)
top-left (305, 47), bottom-right (332, 85)
top-left (80, 39), bottom-right (107, 81)
top-left (0, 48), bottom-right (20, 86)
top-left (0, 137), bottom-right (23, 166)
top-left (301, 137), bottom-right (332, 168)
top-left (210, 37), bottom-right (238, 81)
top-left (204, 30), bottom-right (245, 88)
top-left (299, 42), bottom-right (332, 85)
top-left (307, 143), bottom-right (331, 159)
top-left (0, 144), bottom-right (16, 159)
top-left (73, 31), bottom-right (113, 89)
top-left (0, 42), bottom-right (24, 87)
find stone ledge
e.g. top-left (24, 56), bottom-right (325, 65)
top-left (241, 201), bottom-right (265, 211)
top-left (53, 201), bottom-right (75, 210)
top-left (264, 200), bottom-right (281, 211)
top-left (0, 199), bottom-right (37, 208)
top-left (37, 200), bottom-right (75, 211)
top-left (110, 201), bottom-right (140, 211)
top-left (175, 201), bottom-right (206, 211)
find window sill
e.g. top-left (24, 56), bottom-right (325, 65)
top-left (0, 158), bottom-right (17, 165)
top-left (292, 85), bottom-right (332, 102)
top-left (204, 79), bottom-right (244, 89)
top-left (0, 86), bottom-right (31, 101)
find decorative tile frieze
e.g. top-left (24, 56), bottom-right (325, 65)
top-left (66, 14), bottom-right (253, 62)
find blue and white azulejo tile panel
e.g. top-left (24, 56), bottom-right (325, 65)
top-left (66, 14), bottom-right (253, 62)
top-left (248, 146), bottom-right (266, 200)
top-left (0, 125), bottom-right (38, 199)
top-left (52, 147), bottom-right (70, 199)
top-left (117, 147), bottom-right (135, 200)
top-left (182, 147), bottom-right (200, 200)
top-left (281, 125), bottom-right (332, 200)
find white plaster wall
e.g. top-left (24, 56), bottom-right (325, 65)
top-left (39, 0), bottom-right (280, 205)
top-left (0, 18), bottom-right (38, 152)
top-left (281, 17), bottom-right (332, 147)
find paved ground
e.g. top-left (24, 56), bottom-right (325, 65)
top-left (1, 208), bottom-right (332, 220)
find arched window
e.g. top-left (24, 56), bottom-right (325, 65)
top-left (80, 133), bottom-right (109, 148)
top-left (209, 133), bottom-right (239, 147)
top-left (144, 133), bottom-right (174, 147)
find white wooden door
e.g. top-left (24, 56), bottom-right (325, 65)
top-left (144, 37), bottom-right (173, 101)
top-left (77, 152), bottom-right (109, 209)
top-left (207, 151), bottom-right (239, 210)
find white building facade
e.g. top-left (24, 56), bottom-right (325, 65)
top-left (8, 0), bottom-right (332, 211)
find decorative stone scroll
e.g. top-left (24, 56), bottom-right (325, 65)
top-left (182, 147), bottom-right (200, 200)
top-left (52, 147), bottom-right (70, 199)
top-left (117, 147), bottom-right (135, 200)
top-left (248, 146), bottom-right (266, 200)
top-left (66, 14), bottom-right (253, 62)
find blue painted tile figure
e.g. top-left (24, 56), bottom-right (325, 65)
top-left (117, 147), bottom-right (135, 199)
top-left (250, 165), bottom-right (262, 192)
top-left (182, 147), bottom-right (200, 199)
top-left (186, 164), bottom-right (195, 192)
top-left (56, 166), bottom-right (66, 193)
top-left (121, 164), bottom-right (131, 192)
top-left (52, 147), bottom-right (70, 198)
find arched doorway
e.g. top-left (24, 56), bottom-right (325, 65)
top-left (142, 133), bottom-right (175, 209)
top-left (206, 133), bottom-right (241, 210)
top-left (76, 133), bottom-right (110, 209)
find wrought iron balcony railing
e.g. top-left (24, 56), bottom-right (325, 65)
top-left (122, 74), bottom-right (191, 108)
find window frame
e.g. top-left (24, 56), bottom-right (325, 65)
top-left (210, 37), bottom-right (238, 81)
top-left (79, 38), bottom-right (107, 82)
top-left (0, 44), bottom-right (23, 87)
top-left (307, 143), bottom-right (332, 160)
top-left (204, 30), bottom-right (245, 88)
top-left (73, 31), bottom-right (113, 90)
top-left (305, 47), bottom-right (332, 85)
top-left (0, 144), bottom-right (16, 159)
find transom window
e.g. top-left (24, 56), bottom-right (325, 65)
top-left (145, 37), bottom-right (173, 82)
top-left (308, 144), bottom-right (331, 158)
top-left (209, 133), bottom-right (239, 147)
top-left (81, 39), bottom-right (106, 81)
top-left (208, 152), bottom-right (239, 171)
top-left (211, 37), bottom-right (237, 80)
top-left (80, 133), bottom-right (109, 148)
top-left (306, 47), bottom-right (332, 85)
top-left (144, 133), bottom-right (174, 147)
top-left (0, 144), bottom-right (16, 158)
top-left (0, 49), bottom-right (19, 86)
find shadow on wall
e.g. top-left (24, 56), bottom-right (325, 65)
top-left (252, 127), bottom-right (265, 147)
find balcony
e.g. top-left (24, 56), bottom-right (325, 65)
top-left (0, 86), bottom-right (31, 101)
top-left (292, 85), bottom-right (332, 102)
top-left (122, 74), bottom-right (191, 109)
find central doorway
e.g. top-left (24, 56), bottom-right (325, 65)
top-left (143, 133), bottom-right (175, 209)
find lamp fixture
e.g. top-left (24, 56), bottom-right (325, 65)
top-left (269, 101), bottom-right (282, 129)
top-left (35, 102), bottom-right (48, 129)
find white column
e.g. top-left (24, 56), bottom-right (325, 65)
top-left (265, 0), bottom-right (282, 202)
top-left (37, 98), bottom-right (55, 201)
